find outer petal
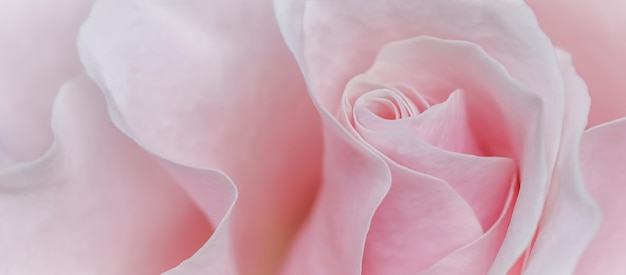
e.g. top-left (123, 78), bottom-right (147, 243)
top-left (524, 50), bottom-right (601, 274)
top-left (526, 0), bottom-right (626, 127)
top-left (78, 1), bottom-right (322, 274)
top-left (575, 117), bottom-right (626, 274)
top-left (0, 76), bottom-right (235, 274)
top-left (0, 0), bottom-right (94, 168)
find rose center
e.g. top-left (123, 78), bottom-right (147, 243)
top-left (358, 88), bottom-right (419, 120)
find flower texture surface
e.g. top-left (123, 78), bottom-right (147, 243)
top-left (0, 0), bottom-right (625, 275)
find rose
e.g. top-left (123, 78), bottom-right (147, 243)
top-left (274, 1), bottom-right (624, 274)
top-left (273, 0), bottom-right (626, 274)
top-left (275, 0), bottom-right (626, 274)
top-left (1, 1), bottom-right (625, 275)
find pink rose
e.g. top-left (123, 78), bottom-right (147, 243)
top-left (273, 0), bottom-right (622, 274)
top-left (0, 0), bottom-right (624, 275)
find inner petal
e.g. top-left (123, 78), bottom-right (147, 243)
top-left (356, 89), bottom-right (484, 156)
top-left (353, 90), bottom-right (515, 230)
top-left (363, 98), bottom-right (400, 120)
top-left (355, 88), bottom-right (419, 121)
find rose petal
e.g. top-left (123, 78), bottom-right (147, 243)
top-left (0, 76), bottom-right (235, 274)
top-left (362, 162), bottom-right (484, 274)
top-left (352, 89), bottom-right (484, 155)
top-left (524, 50), bottom-right (601, 274)
top-left (527, 0), bottom-right (626, 127)
top-left (0, 0), bottom-right (94, 168)
top-left (161, 161), bottom-right (238, 275)
top-left (421, 186), bottom-right (517, 275)
top-left (574, 117), bottom-right (626, 274)
top-left (279, 119), bottom-right (391, 275)
top-left (78, 1), bottom-right (321, 273)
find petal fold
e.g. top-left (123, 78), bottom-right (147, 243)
top-left (575, 117), bottom-right (626, 274)
top-left (279, 119), bottom-right (391, 275)
top-left (78, 1), bottom-right (321, 273)
top-left (524, 49), bottom-right (601, 275)
top-left (0, 76), bottom-right (235, 274)
top-left (362, 163), bottom-right (484, 274)
top-left (0, 0), bottom-right (94, 168)
top-left (527, 0), bottom-right (626, 127)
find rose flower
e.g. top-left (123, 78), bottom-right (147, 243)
top-left (0, 0), bottom-right (625, 274)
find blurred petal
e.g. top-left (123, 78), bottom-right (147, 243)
top-left (527, 0), bottom-right (626, 127)
top-left (575, 117), bottom-right (626, 274)
top-left (78, 1), bottom-right (321, 274)
top-left (0, 0), bottom-right (94, 168)
top-left (0, 76), bottom-right (236, 274)
top-left (524, 50), bottom-right (601, 274)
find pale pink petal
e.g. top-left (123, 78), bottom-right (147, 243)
top-left (0, 76), bottom-right (236, 274)
top-left (0, 0), bottom-right (94, 168)
top-left (352, 90), bottom-right (484, 156)
top-left (527, 0), bottom-right (626, 127)
top-left (161, 162), bottom-right (238, 275)
top-left (421, 187), bottom-right (517, 275)
top-left (362, 162), bottom-right (484, 275)
top-left (165, 213), bottom-right (236, 275)
top-left (279, 119), bottom-right (391, 275)
top-left (78, 1), bottom-right (321, 274)
top-left (575, 117), bottom-right (626, 274)
top-left (524, 50), bottom-right (601, 274)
